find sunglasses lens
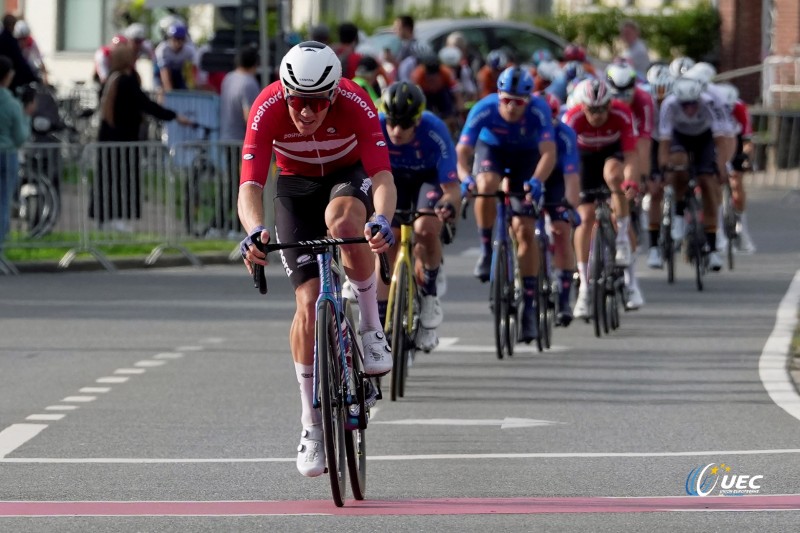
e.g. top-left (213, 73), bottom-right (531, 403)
top-left (287, 95), bottom-right (331, 113)
top-left (387, 118), bottom-right (415, 129)
top-left (587, 105), bottom-right (608, 114)
top-left (501, 96), bottom-right (527, 106)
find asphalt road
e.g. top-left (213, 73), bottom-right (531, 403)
top-left (1, 188), bottom-right (799, 531)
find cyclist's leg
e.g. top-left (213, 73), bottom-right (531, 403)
top-left (545, 169), bottom-right (576, 321)
top-left (666, 139), bottom-right (690, 241)
top-left (414, 182), bottom-right (445, 347)
top-left (574, 151), bottom-right (604, 318)
top-left (602, 156), bottom-right (630, 245)
top-left (646, 173), bottom-right (665, 268)
top-left (730, 138), bottom-right (756, 252)
top-left (472, 141), bottom-right (502, 280)
top-left (326, 165), bottom-right (392, 374)
top-left (693, 131), bottom-right (722, 269)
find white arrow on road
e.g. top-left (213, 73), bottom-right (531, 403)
top-left (372, 418), bottom-right (564, 429)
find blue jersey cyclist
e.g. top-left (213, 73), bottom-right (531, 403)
top-left (456, 66), bottom-right (557, 343)
top-left (377, 82), bottom-right (461, 352)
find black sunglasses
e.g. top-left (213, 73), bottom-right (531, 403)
top-left (386, 117), bottom-right (416, 130)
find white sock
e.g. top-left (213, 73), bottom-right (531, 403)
top-left (616, 216), bottom-right (630, 240)
top-left (625, 254), bottom-right (638, 287)
top-left (295, 362), bottom-right (320, 427)
top-left (350, 273), bottom-right (381, 331)
top-left (577, 262), bottom-right (588, 290)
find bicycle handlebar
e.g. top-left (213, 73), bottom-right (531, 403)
top-left (251, 228), bottom-right (391, 295)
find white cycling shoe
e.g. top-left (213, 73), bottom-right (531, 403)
top-left (296, 425), bottom-right (325, 477)
top-left (736, 226), bottom-right (756, 254)
top-left (361, 330), bottom-right (393, 376)
top-left (708, 251), bottom-right (724, 272)
top-left (574, 289), bottom-right (591, 319)
top-left (615, 240), bottom-right (632, 267)
top-left (415, 327), bottom-right (439, 353)
top-left (671, 217), bottom-right (686, 242)
top-left (625, 282), bottom-right (645, 310)
top-left (419, 295), bottom-right (443, 329)
top-left (647, 247), bottom-right (663, 269)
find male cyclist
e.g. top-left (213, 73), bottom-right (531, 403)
top-left (541, 93), bottom-right (581, 326)
top-left (605, 62), bottom-right (655, 309)
top-left (238, 41), bottom-right (397, 478)
top-left (377, 81), bottom-right (461, 351)
top-left (457, 66), bottom-right (557, 342)
top-left (657, 76), bottom-right (733, 271)
top-left (562, 79), bottom-right (638, 319)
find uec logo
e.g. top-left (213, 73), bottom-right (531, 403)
top-left (686, 463), bottom-right (764, 496)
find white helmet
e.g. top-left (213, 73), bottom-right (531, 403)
top-left (683, 62), bottom-right (716, 85)
top-left (672, 77), bottom-right (704, 103)
top-left (280, 41), bottom-right (342, 95)
top-left (649, 70), bottom-right (674, 102)
top-left (124, 23), bottom-right (147, 42)
top-left (605, 63), bottom-right (637, 95)
top-left (646, 64), bottom-right (671, 86)
top-left (535, 60), bottom-right (562, 82)
top-left (716, 83), bottom-right (739, 108)
top-left (578, 78), bottom-right (613, 107)
top-left (438, 45), bottom-right (462, 68)
top-left (13, 20), bottom-right (30, 39)
top-left (669, 57), bottom-right (696, 78)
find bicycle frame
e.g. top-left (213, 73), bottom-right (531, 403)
top-left (384, 222), bottom-right (415, 336)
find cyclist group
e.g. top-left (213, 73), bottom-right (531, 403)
top-left (237, 41), bottom-right (756, 479)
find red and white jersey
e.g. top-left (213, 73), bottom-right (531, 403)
top-left (625, 86), bottom-right (655, 140)
top-left (731, 100), bottom-right (753, 139)
top-left (562, 100), bottom-right (637, 153)
top-left (240, 78), bottom-right (391, 187)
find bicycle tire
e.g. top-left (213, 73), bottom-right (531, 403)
top-left (316, 301), bottom-right (347, 507)
top-left (492, 241), bottom-right (509, 359)
top-left (536, 242), bottom-right (548, 352)
top-left (687, 201), bottom-right (704, 292)
top-left (591, 229), bottom-right (605, 338)
top-left (33, 178), bottom-right (60, 239)
top-left (343, 311), bottom-right (367, 500)
top-left (722, 186), bottom-right (736, 271)
top-left (389, 261), bottom-right (408, 401)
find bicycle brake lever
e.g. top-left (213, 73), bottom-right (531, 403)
top-left (252, 236), bottom-right (268, 295)
top-left (368, 225), bottom-right (392, 285)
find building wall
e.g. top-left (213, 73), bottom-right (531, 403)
top-left (773, 0), bottom-right (800, 56)
top-left (718, 0), bottom-right (763, 103)
top-left (554, 0), bottom-right (702, 10)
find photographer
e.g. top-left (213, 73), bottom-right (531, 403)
top-left (0, 55), bottom-right (34, 254)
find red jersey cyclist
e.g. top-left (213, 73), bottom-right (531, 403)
top-left (562, 79), bottom-right (639, 319)
top-left (238, 41), bottom-right (397, 478)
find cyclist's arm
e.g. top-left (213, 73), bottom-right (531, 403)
top-left (622, 150), bottom-right (638, 183)
top-left (456, 143), bottom-right (474, 181)
top-left (658, 139), bottom-right (671, 171)
top-left (440, 181), bottom-right (461, 209)
top-left (237, 182), bottom-right (266, 235)
top-left (534, 140), bottom-right (557, 183)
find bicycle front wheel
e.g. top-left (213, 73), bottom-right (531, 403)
top-left (492, 241), bottom-right (509, 359)
top-left (390, 261), bottom-right (408, 401)
top-left (591, 230), bottom-right (606, 338)
top-left (316, 301), bottom-right (346, 507)
top-left (343, 309), bottom-right (367, 500)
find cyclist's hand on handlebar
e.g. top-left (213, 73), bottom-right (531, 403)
top-left (460, 175), bottom-right (476, 198)
top-left (435, 201), bottom-right (456, 222)
top-left (240, 225), bottom-right (269, 275)
top-left (525, 177), bottom-right (544, 203)
top-left (364, 214), bottom-right (394, 253)
top-left (176, 115), bottom-right (194, 127)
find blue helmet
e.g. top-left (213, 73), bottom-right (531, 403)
top-left (497, 66), bottom-right (534, 96)
top-left (167, 24), bottom-right (187, 40)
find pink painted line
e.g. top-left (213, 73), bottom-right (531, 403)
top-left (0, 495), bottom-right (799, 516)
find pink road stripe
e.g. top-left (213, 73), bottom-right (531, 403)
top-left (0, 495), bottom-right (799, 516)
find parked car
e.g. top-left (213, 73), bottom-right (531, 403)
top-left (358, 18), bottom-right (575, 66)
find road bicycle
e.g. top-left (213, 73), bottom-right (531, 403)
top-left (534, 203), bottom-right (555, 351)
top-left (665, 162), bottom-right (708, 292)
top-left (252, 232), bottom-right (389, 507)
top-left (383, 209), bottom-right (436, 401)
top-left (582, 187), bottom-right (626, 338)
top-left (720, 182), bottom-right (738, 271)
top-left (462, 185), bottom-right (531, 359)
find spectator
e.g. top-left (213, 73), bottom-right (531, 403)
top-left (0, 55), bottom-right (33, 253)
top-left (352, 55), bottom-right (381, 105)
top-left (220, 45), bottom-right (260, 141)
top-left (309, 23), bottom-right (331, 45)
top-left (392, 15), bottom-right (417, 65)
top-left (619, 19), bottom-right (651, 79)
top-left (13, 20), bottom-right (48, 86)
top-left (154, 23), bottom-right (198, 92)
top-left (90, 42), bottom-right (190, 231)
top-left (334, 22), bottom-right (362, 79)
top-left (444, 32), bottom-right (478, 103)
top-left (0, 14), bottom-right (37, 91)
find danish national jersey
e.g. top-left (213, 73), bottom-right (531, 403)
top-left (731, 100), bottom-right (753, 139)
top-left (240, 78), bottom-right (391, 186)
top-left (627, 86), bottom-right (656, 139)
top-left (562, 100), bottom-right (637, 153)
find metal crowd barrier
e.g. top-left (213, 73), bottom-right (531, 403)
top-left (3, 139), bottom-right (275, 274)
top-left (749, 108), bottom-right (800, 189)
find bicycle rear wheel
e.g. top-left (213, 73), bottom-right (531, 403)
top-left (316, 301), bottom-right (346, 507)
top-left (343, 311), bottom-right (367, 500)
top-left (591, 229), bottom-right (607, 338)
top-left (722, 186), bottom-right (736, 270)
top-left (389, 262), bottom-right (408, 401)
top-left (492, 241), bottom-right (509, 359)
top-left (536, 241), bottom-right (550, 351)
top-left (687, 203), bottom-right (704, 292)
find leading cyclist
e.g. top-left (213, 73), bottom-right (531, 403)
top-left (377, 81), bottom-right (461, 352)
top-left (457, 66), bottom-right (557, 343)
top-left (237, 41), bottom-right (397, 478)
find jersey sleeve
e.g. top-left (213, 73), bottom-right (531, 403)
top-left (350, 90), bottom-right (392, 177)
top-left (637, 90), bottom-right (656, 139)
top-left (618, 105), bottom-right (638, 153)
top-left (733, 101), bottom-right (753, 139)
top-left (558, 124), bottom-right (580, 175)
top-left (530, 97), bottom-right (555, 144)
top-left (458, 98), bottom-right (492, 147)
top-left (657, 98), bottom-right (675, 141)
top-left (239, 87), bottom-right (280, 188)
top-left (426, 116), bottom-right (459, 184)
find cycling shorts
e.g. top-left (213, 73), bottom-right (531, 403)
top-left (669, 129), bottom-right (717, 176)
top-left (393, 169), bottom-right (443, 226)
top-left (473, 140), bottom-right (538, 217)
top-left (273, 164), bottom-right (374, 289)
top-left (579, 142), bottom-right (622, 204)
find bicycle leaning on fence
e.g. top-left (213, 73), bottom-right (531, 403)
top-left (251, 231), bottom-right (389, 507)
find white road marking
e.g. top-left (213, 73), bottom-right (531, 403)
top-left (202, 338), bottom-right (225, 344)
top-left (61, 396), bottom-right (96, 403)
top-left (79, 387), bottom-right (111, 394)
top-left (175, 346), bottom-right (203, 352)
top-left (434, 343), bottom-right (569, 353)
top-left (45, 406), bottom-right (77, 411)
top-left (0, 424), bottom-right (48, 458)
top-left (134, 360), bottom-right (166, 368)
top-left (114, 369), bottom-right (146, 375)
top-left (5, 448), bottom-right (800, 464)
top-left (437, 337), bottom-right (459, 348)
top-left (97, 377), bottom-right (129, 383)
top-left (759, 270), bottom-right (800, 422)
top-left (153, 353), bottom-right (183, 360)
top-left (461, 246), bottom-right (482, 257)
top-left (372, 417), bottom-right (564, 429)
top-left (26, 414), bottom-right (65, 421)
